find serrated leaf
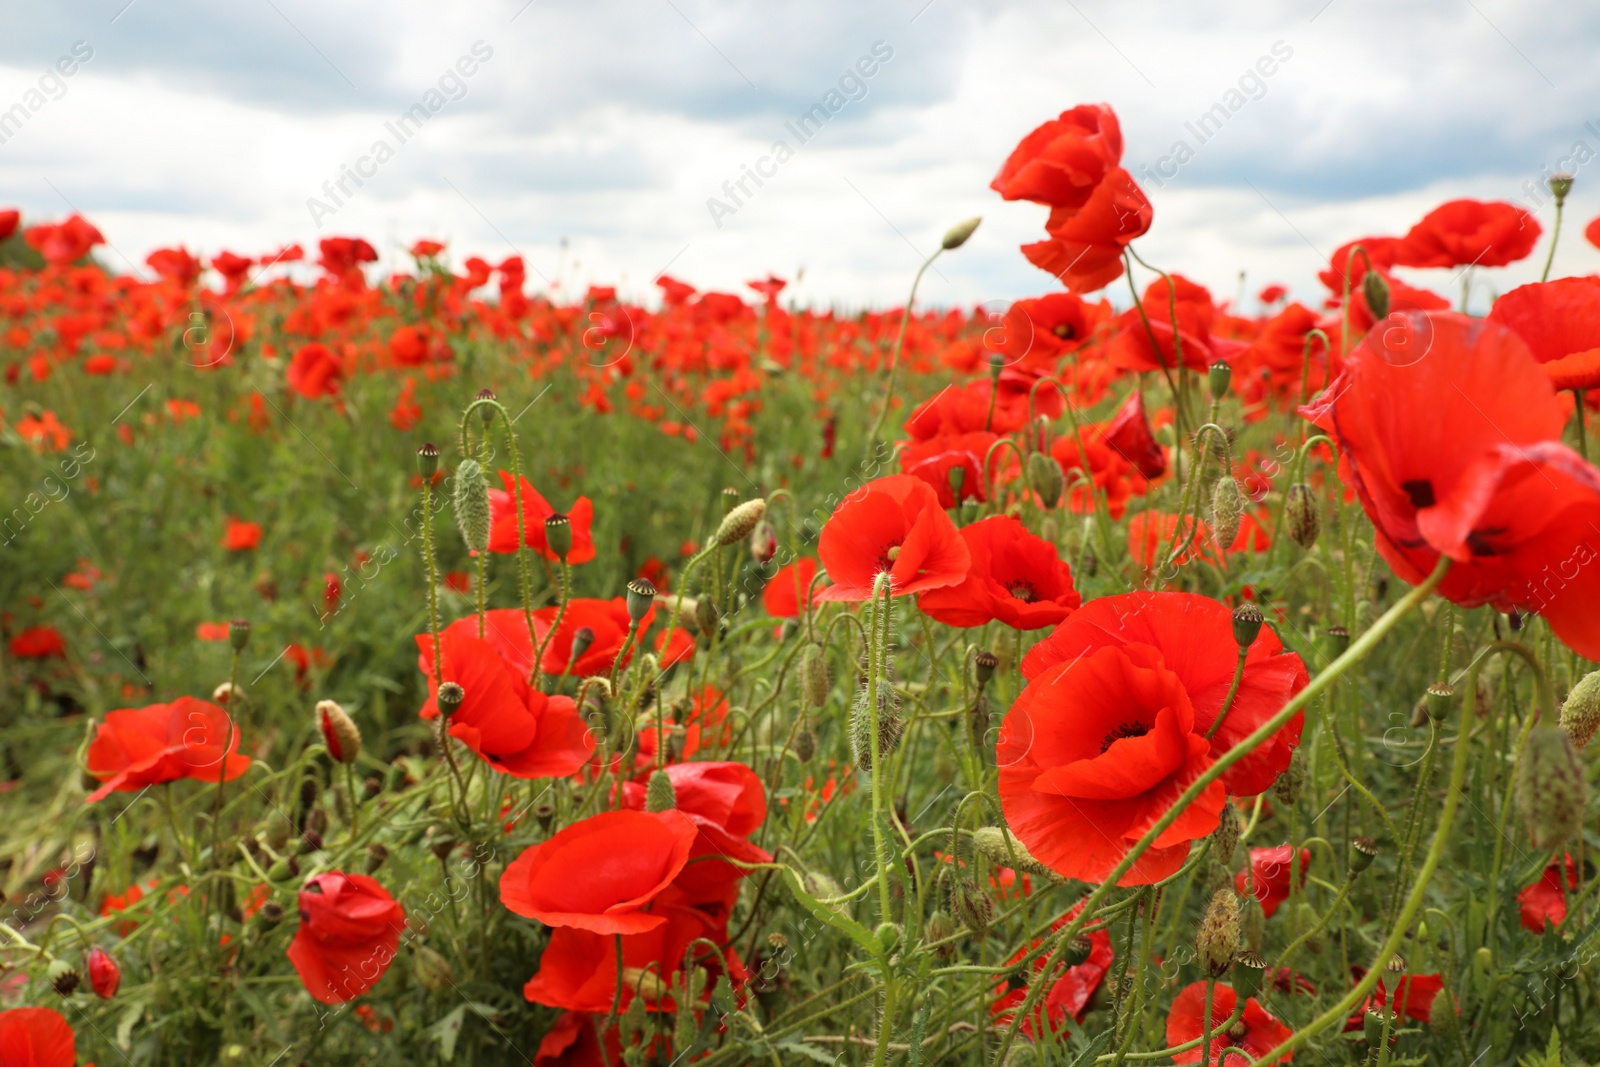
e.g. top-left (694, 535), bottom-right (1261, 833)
top-left (773, 1039), bottom-right (841, 1064)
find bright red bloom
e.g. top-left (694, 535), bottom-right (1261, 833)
top-left (410, 238), bottom-right (445, 259)
top-left (530, 597), bottom-right (646, 677)
top-left (0, 1007), bottom-right (76, 1067)
top-left (1258, 284), bottom-right (1287, 304)
top-left (991, 104), bottom-right (1124, 208)
top-left (146, 247), bottom-right (202, 287)
top-left (500, 809), bottom-right (698, 934)
top-left (1345, 973), bottom-right (1449, 1029)
top-left (85, 696), bottom-right (250, 802)
top-left (0, 209), bottom-right (18, 243)
top-left (24, 214), bottom-right (104, 265)
top-left (997, 642), bottom-right (1225, 886)
top-left (1166, 982), bottom-right (1293, 1066)
top-left (1024, 592), bottom-right (1306, 796)
top-left (317, 236), bottom-right (378, 283)
top-left (287, 872), bottom-right (406, 1004)
top-left (487, 471), bottom-right (596, 564)
top-left (762, 558), bottom-right (820, 618)
top-left (1022, 167), bottom-right (1152, 293)
top-left (210, 251), bottom-right (253, 291)
top-left (87, 946), bottom-right (121, 998)
top-left (815, 474), bottom-right (970, 602)
top-left (534, 1011), bottom-right (621, 1067)
top-left (9, 625), bottom-right (65, 659)
top-left (1127, 512), bottom-right (1223, 572)
top-left (1395, 199), bottom-right (1540, 268)
top-left (221, 516), bottom-right (262, 551)
top-left (1109, 275), bottom-right (1243, 374)
top-left (1518, 853), bottom-right (1578, 933)
top-left (990, 293), bottom-right (1108, 373)
top-left (1302, 311), bottom-right (1600, 659)
top-left (1049, 423), bottom-right (1159, 520)
top-left (903, 376), bottom-right (1060, 439)
top-left (1589, 214), bottom-right (1600, 250)
top-left (747, 275), bottom-right (787, 302)
top-left (1237, 845), bottom-right (1310, 918)
top-left (1102, 390), bottom-right (1168, 479)
top-left (622, 760), bottom-right (771, 905)
top-left (287, 342), bottom-right (343, 400)
top-left (898, 431), bottom-right (1000, 507)
top-left (991, 903), bottom-right (1113, 1037)
top-left (1487, 278), bottom-right (1600, 392)
top-left (416, 610), bottom-right (594, 778)
top-left (918, 516), bottom-right (1080, 629)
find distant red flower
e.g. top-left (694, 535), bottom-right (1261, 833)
top-left (85, 697), bottom-right (250, 803)
top-left (1258, 284), bottom-right (1287, 304)
top-left (488, 472), bottom-right (596, 564)
top-left (991, 903), bottom-right (1113, 1037)
top-left (286, 342), bottom-right (342, 400)
top-left (0, 209), bottom-right (18, 243)
top-left (1102, 390), bottom-right (1168, 479)
top-left (762, 558), bottom-right (821, 618)
top-left (196, 622), bottom-right (230, 642)
top-left (1487, 277), bottom-right (1600, 392)
top-left (1345, 972), bottom-right (1449, 1029)
top-left (317, 237), bottom-right (378, 283)
top-left (1109, 275), bottom-right (1242, 374)
top-left (918, 515), bottom-right (1080, 629)
top-left (15, 410), bottom-right (71, 451)
top-left (500, 809), bottom-right (699, 934)
top-left (443, 571), bottom-right (471, 595)
top-left (388, 376), bottom-right (422, 431)
top-left (1518, 853), bottom-right (1578, 933)
top-left (221, 516), bottom-right (262, 552)
top-left (815, 474), bottom-right (971, 602)
top-left (903, 376), bottom-right (1060, 440)
top-left (529, 597), bottom-right (644, 677)
top-left (284, 644), bottom-right (330, 685)
top-left (0, 1007), bottom-right (76, 1067)
top-left (146, 247), bottom-right (203, 287)
top-left (657, 274), bottom-right (696, 306)
top-left (1237, 845), bottom-right (1310, 918)
top-left (9, 625), bottom-right (65, 659)
top-left (534, 1010), bottom-right (622, 1067)
top-left (1588, 214), bottom-right (1600, 250)
top-left (287, 872), bottom-right (406, 1004)
top-left (410, 238), bottom-right (445, 259)
top-left (211, 251), bottom-right (254, 292)
top-left (1395, 199), bottom-right (1540, 269)
top-left (24, 213), bottom-right (104, 265)
top-left (1127, 511), bottom-right (1222, 572)
top-left (1166, 981), bottom-right (1293, 1065)
top-left (746, 275), bottom-right (787, 302)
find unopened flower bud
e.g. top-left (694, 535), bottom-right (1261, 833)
top-left (1196, 889), bottom-right (1241, 976)
top-left (749, 520), bottom-right (777, 564)
top-left (794, 729), bottom-right (817, 763)
top-left (416, 442), bottom-right (439, 479)
top-left (453, 459), bottom-right (491, 553)
top-left (1232, 603), bottom-right (1264, 649)
top-left (1240, 895), bottom-right (1265, 952)
top-left (925, 910), bottom-right (957, 958)
top-left (1362, 270), bottom-right (1391, 320)
top-left (87, 946), bottom-right (120, 999)
top-left (436, 681), bottom-right (465, 718)
top-left (1027, 451), bottom-right (1064, 509)
top-left (545, 513), bottom-right (573, 561)
top-left (715, 498), bottom-right (766, 547)
top-left (1272, 747), bottom-right (1306, 806)
top-left (625, 578), bottom-right (656, 624)
top-left (1517, 724), bottom-right (1587, 849)
top-left (952, 877), bottom-right (992, 935)
top-left (48, 959), bottom-right (80, 997)
top-left (1211, 476), bottom-right (1244, 550)
top-left (970, 826), bottom-right (1060, 883)
top-left (1429, 983), bottom-right (1462, 1041)
top-left (316, 700), bottom-right (361, 765)
top-left (267, 856), bottom-right (299, 882)
top-left (800, 644), bottom-right (830, 707)
top-left (229, 618), bottom-right (251, 651)
top-left (941, 216), bottom-right (982, 250)
top-left (1208, 361), bottom-right (1232, 400)
top-left (695, 597), bottom-right (720, 636)
top-left (1285, 484), bottom-right (1319, 549)
top-left (413, 945), bottom-right (455, 991)
top-left (1559, 671), bottom-right (1600, 750)
top-left (1349, 835), bottom-right (1378, 873)
top-left (646, 769), bottom-right (676, 812)
top-left (1211, 803), bottom-right (1240, 866)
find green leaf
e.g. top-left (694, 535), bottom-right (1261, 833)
top-left (772, 1040), bottom-right (841, 1065)
top-left (781, 866), bottom-right (883, 960)
top-left (428, 1005), bottom-right (467, 1062)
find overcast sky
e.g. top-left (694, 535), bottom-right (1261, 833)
top-left (1, 0), bottom-right (1597, 311)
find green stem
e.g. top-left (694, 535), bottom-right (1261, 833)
top-left (866, 249), bottom-right (942, 454)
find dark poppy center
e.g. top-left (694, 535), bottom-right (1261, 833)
top-left (1008, 582), bottom-right (1036, 602)
top-left (1401, 479), bottom-right (1435, 509)
top-left (1053, 323), bottom-right (1074, 339)
top-left (1465, 527), bottom-right (1505, 556)
top-left (1101, 721), bottom-right (1150, 752)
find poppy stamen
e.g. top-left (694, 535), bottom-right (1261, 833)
top-left (1008, 582), bottom-right (1036, 602)
top-left (1101, 721), bottom-right (1150, 752)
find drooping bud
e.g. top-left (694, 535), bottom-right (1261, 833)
top-left (925, 910), bottom-right (957, 958)
top-left (229, 618), bottom-right (252, 651)
top-left (625, 578), bottom-right (656, 624)
top-left (800, 644), bottom-right (830, 707)
top-left (941, 216), bottom-right (982, 250)
top-left (794, 729), bottom-right (816, 763)
top-left (1285, 484), bottom-right (1319, 549)
top-left (974, 650), bottom-right (999, 688)
top-left (1428, 982), bottom-right (1462, 1042)
top-left (749, 520), bottom-right (778, 563)
top-left (970, 826), bottom-right (1060, 883)
top-left (1027, 451), bottom-right (1064, 509)
top-left (1349, 835), bottom-right (1378, 874)
top-left (1549, 172), bottom-right (1575, 206)
top-left (413, 945), bottom-right (455, 991)
top-left (1232, 603), bottom-right (1264, 649)
top-left (316, 700), bottom-right (361, 765)
top-left (1211, 803), bottom-right (1240, 866)
top-left (849, 682), bottom-right (903, 774)
top-left (1211, 476), bottom-right (1245, 550)
top-left (87, 947), bottom-right (120, 999)
top-left (48, 959), bottom-right (80, 996)
top-left (1559, 671), bottom-right (1600, 750)
top-left (436, 681), bottom-right (465, 718)
top-left (695, 596), bottom-right (720, 636)
top-left (545, 513), bottom-right (573, 561)
top-left (1196, 889), bottom-right (1241, 976)
top-left (416, 442), bottom-right (440, 479)
top-left (1231, 951), bottom-right (1266, 1001)
top-left (714, 498), bottom-right (767, 548)
top-left (1362, 270), bottom-right (1391, 320)
top-left (1517, 724), bottom-right (1587, 849)
top-left (452, 458), bottom-right (491, 553)
top-left (646, 769), bottom-right (676, 812)
top-left (1208, 361), bottom-right (1232, 400)
top-left (952, 877), bottom-right (992, 935)
top-left (1272, 747), bottom-right (1307, 806)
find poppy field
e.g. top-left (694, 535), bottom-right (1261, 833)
top-left (4, 100), bottom-right (1600, 1066)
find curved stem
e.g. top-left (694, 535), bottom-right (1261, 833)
top-left (866, 249), bottom-right (942, 454)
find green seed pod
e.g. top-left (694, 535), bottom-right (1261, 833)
top-left (436, 681), bottom-right (465, 718)
top-left (413, 945), bottom-right (455, 991)
top-left (947, 464), bottom-right (966, 498)
top-left (256, 900), bottom-right (285, 928)
top-left (1027, 451), bottom-right (1064, 509)
top-left (1196, 889), bottom-right (1241, 976)
top-left (452, 458), bottom-right (490, 553)
top-left (1211, 475), bottom-right (1245, 551)
top-left (1517, 724), bottom-right (1587, 849)
top-left (1362, 1007), bottom-right (1389, 1047)
top-left (952, 878), bottom-right (992, 936)
top-left (1211, 803), bottom-right (1240, 867)
top-left (1285, 484), bottom-right (1319, 549)
top-left (1231, 951), bottom-right (1266, 1001)
top-left (1349, 836), bottom-right (1378, 874)
top-left (1208, 360), bottom-right (1232, 400)
top-left (416, 442), bottom-right (440, 479)
top-left (1424, 682), bottom-right (1456, 723)
top-left (544, 513), bottom-right (573, 561)
top-left (1559, 670), bottom-right (1600, 750)
top-left (646, 769), bottom-right (676, 812)
top-left (625, 578), bottom-right (656, 624)
top-left (800, 644), bottom-right (830, 708)
top-left (1362, 270), bottom-right (1391, 320)
top-left (1549, 172), bottom-right (1575, 205)
top-left (228, 618), bottom-right (251, 651)
top-left (941, 216), bottom-right (982, 250)
top-left (48, 959), bottom-right (80, 996)
top-left (1272, 747), bottom-right (1307, 807)
top-left (1232, 603), bottom-right (1264, 649)
top-left (1062, 935), bottom-right (1093, 967)
top-left (793, 729), bottom-right (816, 764)
top-left (714, 498), bottom-right (767, 547)
top-left (974, 650), bottom-right (998, 689)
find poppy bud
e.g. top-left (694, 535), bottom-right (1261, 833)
top-left (645, 769), bottom-right (676, 812)
top-left (714, 498), bottom-right (767, 547)
top-left (874, 921), bottom-right (902, 955)
top-left (1196, 889), bottom-right (1241, 976)
top-left (947, 464), bottom-right (966, 498)
top-left (952, 877), bottom-right (992, 935)
top-left (268, 856), bottom-right (299, 882)
top-left (625, 578), bottom-right (656, 624)
top-left (1240, 895), bottom-right (1265, 952)
top-left (535, 802), bottom-right (556, 832)
top-left (413, 945), bottom-right (455, 990)
top-left (800, 644), bottom-right (830, 708)
top-left (229, 618), bottom-right (251, 651)
top-left (432, 683), bottom-right (465, 723)
top-left (452, 459), bottom-right (491, 553)
top-left (695, 597), bottom-right (720, 636)
top-left (1559, 670), bottom-right (1600, 750)
top-left (925, 909), bottom-right (957, 958)
top-left (1429, 982), bottom-right (1462, 1041)
top-left (1211, 476), bottom-right (1245, 550)
top-left (1208, 361), bottom-right (1232, 400)
top-left (1362, 270), bottom-right (1391, 320)
top-left (365, 842), bottom-right (389, 873)
top-left (1549, 172), bottom-right (1574, 206)
top-left (987, 351), bottom-right (1005, 381)
top-left (48, 959), bottom-right (80, 996)
top-left (1349, 835), bottom-right (1378, 873)
top-left (1211, 803), bottom-right (1240, 865)
top-left (1027, 451), bottom-right (1064, 509)
top-left (1285, 484), bottom-right (1319, 549)
top-left (475, 388), bottom-right (497, 424)
top-left (794, 729), bottom-right (816, 763)
top-left (1517, 724), bottom-right (1587, 849)
top-left (749, 520), bottom-right (778, 564)
top-left (316, 700), bottom-right (361, 765)
top-left (1231, 951), bottom-right (1266, 1001)
top-left (545, 514), bottom-right (573, 561)
top-left (87, 946), bottom-right (120, 999)
top-left (970, 826), bottom-right (1059, 883)
top-left (974, 650), bottom-right (999, 688)
top-left (802, 870), bottom-right (844, 903)
top-left (417, 442), bottom-right (439, 479)
top-left (1231, 603), bottom-right (1264, 649)
top-left (299, 829), bottom-right (324, 855)
top-left (264, 810), bottom-right (292, 851)
top-left (941, 216), bottom-right (982, 250)
top-left (850, 683), bottom-right (903, 773)
top-left (1272, 747), bottom-right (1307, 806)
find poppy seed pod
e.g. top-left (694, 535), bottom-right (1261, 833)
top-left (947, 464), bottom-right (966, 497)
top-left (1027, 451), bottom-right (1064, 509)
top-left (974, 650), bottom-right (999, 688)
top-left (800, 643), bottom-right (829, 708)
top-left (452, 459), bottom-right (491, 553)
top-left (645, 769), bottom-right (676, 812)
top-left (1349, 835), bottom-right (1378, 873)
top-left (545, 513), bottom-right (573, 561)
top-left (257, 900), bottom-right (285, 927)
top-left (1362, 1008), bottom-right (1390, 1046)
top-left (316, 700), bottom-right (361, 765)
top-left (1231, 603), bottom-right (1264, 649)
top-left (1559, 671), bottom-right (1600, 750)
top-left (1362, 270), bottom-right (1391, 320)
top-left (436, 681), bottom-right (465, 718)
top-left (475, 388), bottom-right (497, 424)
top-left (1549, 172), bottom-right (1574, 206)
top-left (229, 618), bottom-right (251, 651)
top-left (714, 498), bottom-right (767, 547)
top-left (1208, 360), bottom-right (1232, 400)
top-left (625, 578), bottom-right (656, 624)
top-left (48, 959), bottom-right (80, 996)
top-left (1211, 476), bottom-right (1245, 550)
top-left (1424, 682), bottom-right (1455, 723)
top-left (1196, 889), bottom-right (1241, 976)
top-left (416, 442), bottom-right (439, 479)
top-left (941, 216), bottom-right (982, 250)
top-left (87, 946), bottom-right (120, 999)
top-left (1285, 484), bottom-right (1319, 549)
top-left (570, 626), bottom-right (597, 666)
top-left (1231, 950), bottom-right (1266, 1001)
top-left (1517, 724), bottom-right (1587, 849)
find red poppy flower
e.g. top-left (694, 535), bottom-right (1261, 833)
top-left (211, 250), bottom-right (253, 291)
top-left (991, 903), bottom-right (1113, 1037)
top-left (815, 475), bottom-right (971, 602)
top-left (87, 946), bottom-right (121, 998)
top-left (1345, 973), bottom-right (1449, 1029)
top-left (622, 760), bottom-right (771, 905)
top-left (0, 209), bottom-right (18, 244)
top-left (1022, 167), bottom-right (1152, 293)
top-left (903, 375), bottom-right (1060, 440)
top-left (917, 516), bottom-right (1080, 629)
top-left (146, 247), bottom-right (202, 287)
top-left (1166, 981), bottom-right (1293, 1066)
top-left (286, 342), bottom-right (343, 400)
top-left (220, 516), bottom-right (262, 551)
top-left (500, 809), bottom-right (699, 934)
top-left (1024, 592), bottom-right (1306, 796)
top-left (997, 642), bottom-right (1226, 886)
top-left (898, 431), bottom-right (1001, 507)
top-left (1302, 311), bottom-right (1600, 659)
top-left (1518, 853), bottom-right (1577, 933)
top-left (1258, 284), bottom-right (1287, 304)
top-left (534, 1010), bottom-right (622, 1067)
top-left (1102, 390), bottom-right (1168, 479)
top-left (85, 696), bottom-right (251, 803)
top-left (990, 293), bottom-right (1108, 374)
top-left (1049, 425), bottom-right (1157, 520)
top-left (287, 872), bottom-right (406, 1004)
top-left (487, 471), bottom-right (596, 563)
top-left (9, 625), bottom-right (65, 659)
top-left (530, 597), bottom-right (645, 676)
top-left (416, 610), bottom-right (594, 778)
top-left (317, 236), bottom-right (377, 283)
top-left (1487, 278), bottom-right (1600, 392)
top-left (0, 1007), bottom-right (76, 1067)
top-left (1109, 275), bottom-right (1245, 374)
top-left (1589, 214), bottom-right (1600, 250)
top-left (762, 558), bottom-right (820, 618)
top-left (24, 214), bottom-right (104, 265)
top-left (1236, 845), bottom-right (1310, 918)
top-left (1395, 199), bottom-right (1540, 268)
top-left (991, 104), bottom-right (1124, 208)
top-left (1127, 512), bottom-right (1223, 573)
